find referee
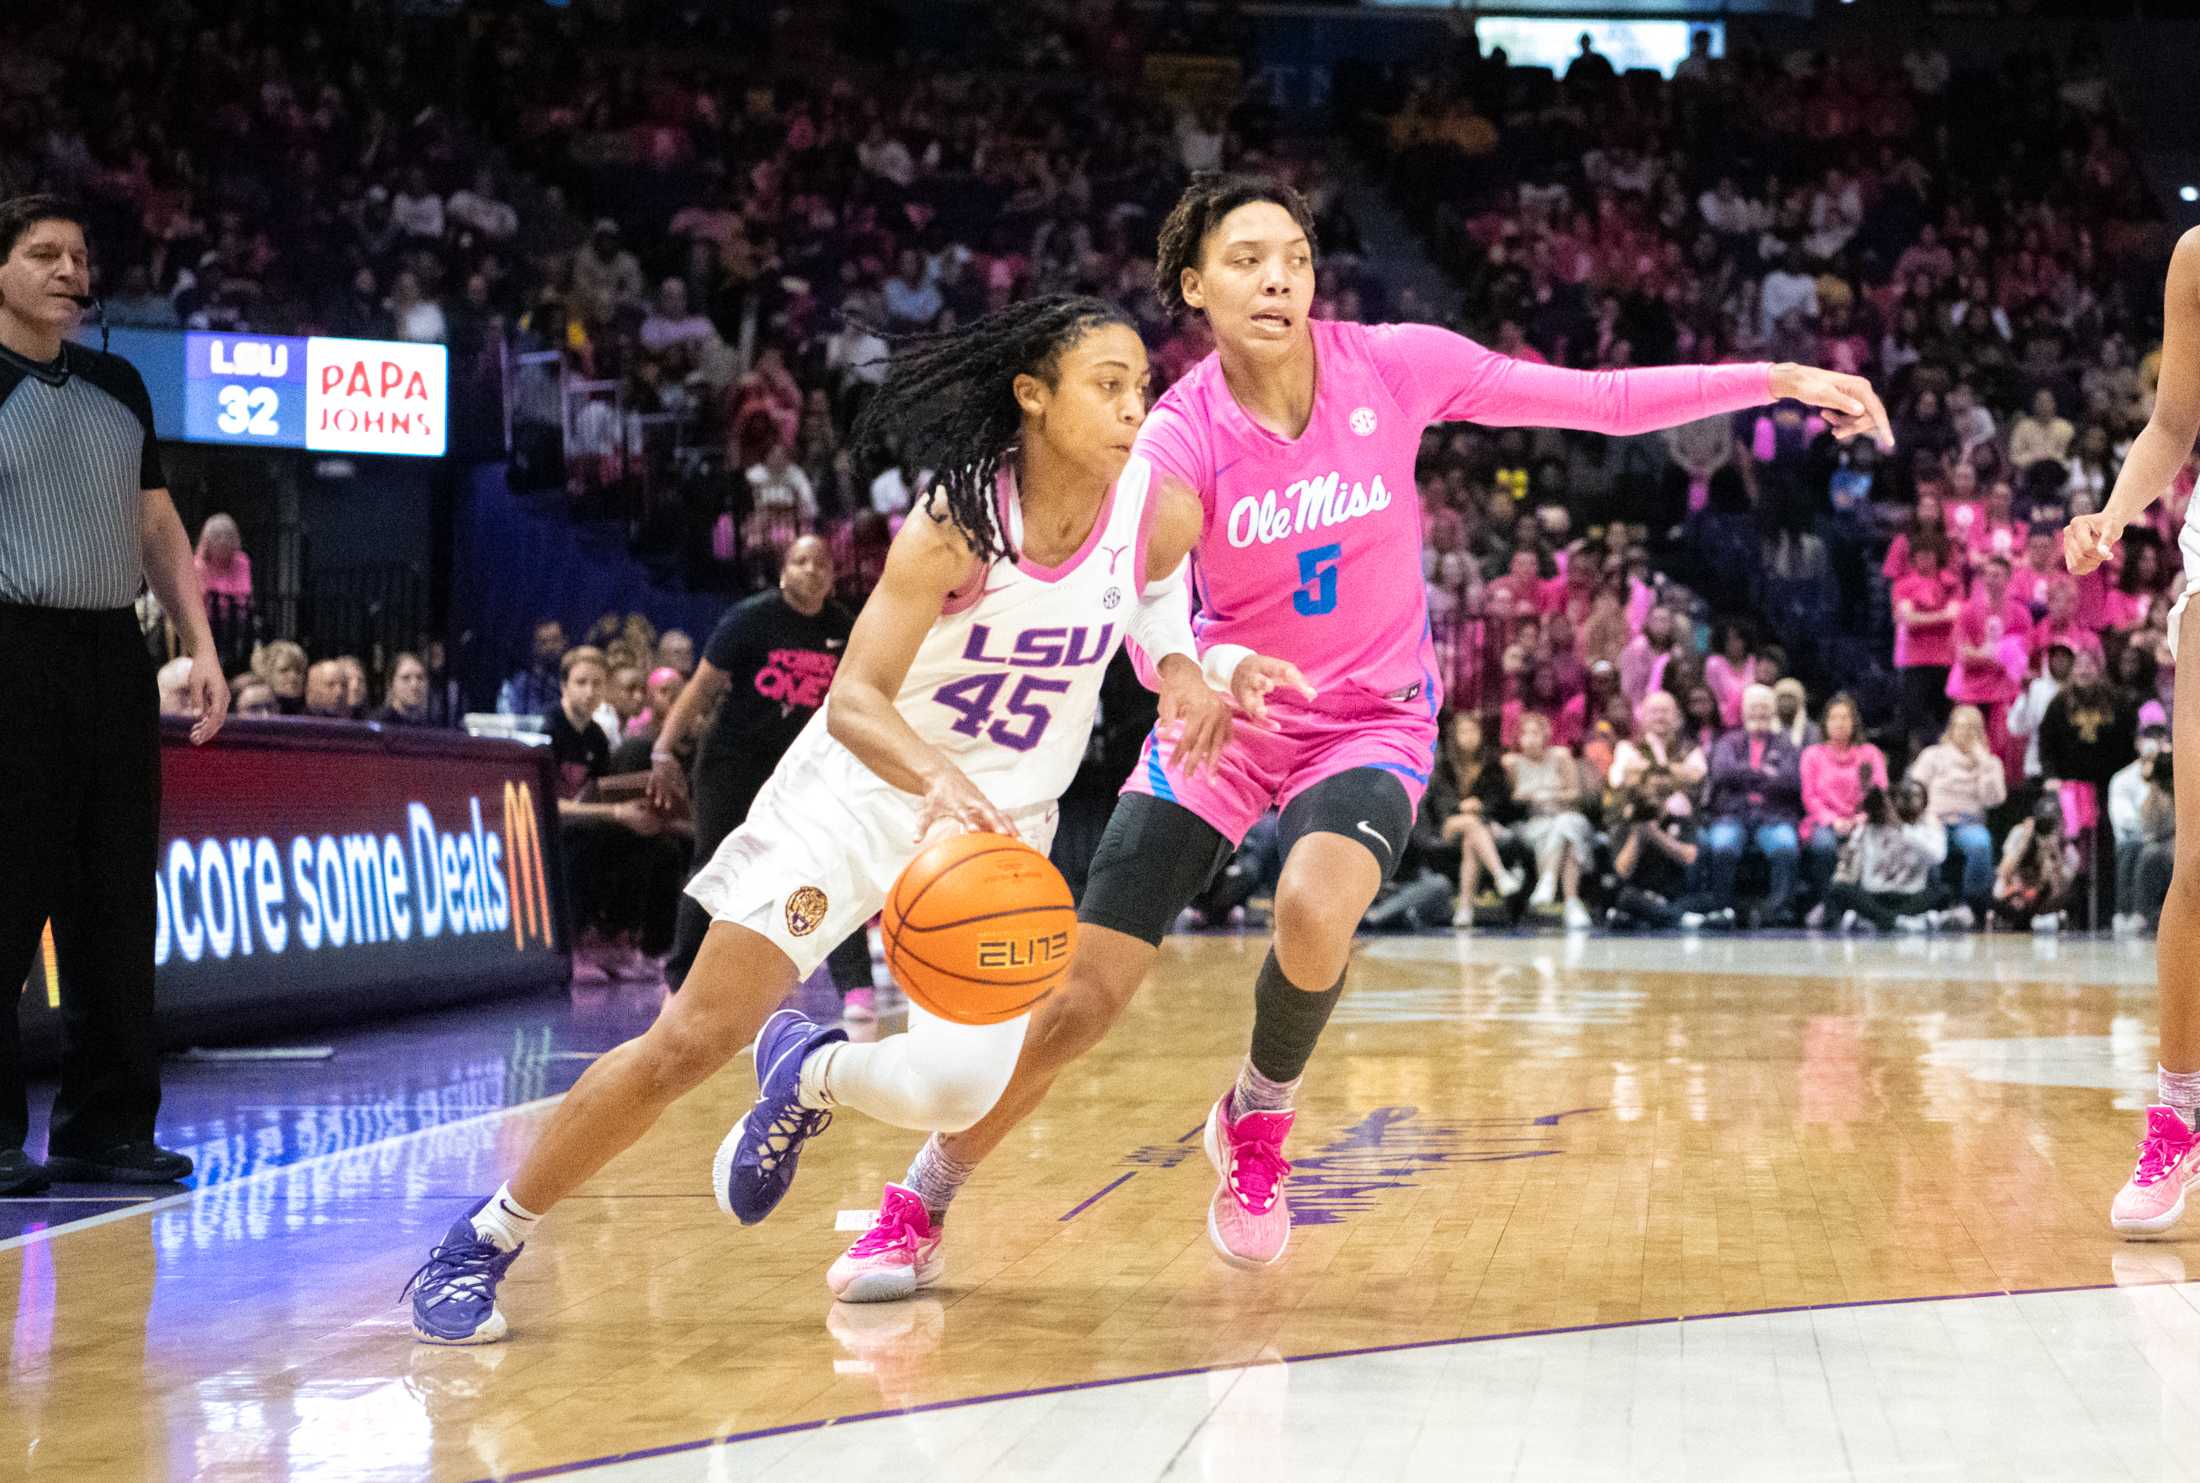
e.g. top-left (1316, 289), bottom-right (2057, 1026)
top-left (0, 196), bottom-right (228, 1196)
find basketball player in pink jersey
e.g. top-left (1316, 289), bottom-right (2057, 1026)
top-left (2067, 226), bottom-right (2200, 1235)
top-left (402, 296), bottom-right (1299, 1341)
top-left (827, 175), bottom-right (1894, 1298)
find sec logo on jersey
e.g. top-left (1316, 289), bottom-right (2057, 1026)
top-left (1349, 406), bottom-right (1378, 436)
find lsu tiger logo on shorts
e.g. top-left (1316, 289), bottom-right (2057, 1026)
top-left (784, 886), bottom-right (829, 937)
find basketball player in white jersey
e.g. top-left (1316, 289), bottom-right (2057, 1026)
top-left (404, 295), bottom-right (1304, 1342)
top-left (2068, 227), bottom-right (2200, 1234)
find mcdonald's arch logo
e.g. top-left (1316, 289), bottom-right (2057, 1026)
top-left (502, 780), bottom-right (554, 950)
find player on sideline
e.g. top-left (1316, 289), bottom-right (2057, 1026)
top-left (822, 174), bottom-right (1896, 1300)
top-left (2068, 227), bottom-right (2200, 1235)
top-left (403, 295), bottom-right (1300, 1343)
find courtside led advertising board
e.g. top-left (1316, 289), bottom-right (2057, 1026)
top-left (18, 720), bottom-right (567, 1060)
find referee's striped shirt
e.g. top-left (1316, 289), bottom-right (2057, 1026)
top-left (0, 344), bottom-right (165, 610)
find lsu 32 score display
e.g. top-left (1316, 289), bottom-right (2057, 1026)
top-left (181, 332), bottom-right (448, 457)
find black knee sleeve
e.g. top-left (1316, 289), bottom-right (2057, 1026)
top-left (1076, 792), bottom-right (1236, 946)
top-left (1248, 948), bottom-right (1344, 1083)
top-left (1277, 767), bottom-right (1417, 882)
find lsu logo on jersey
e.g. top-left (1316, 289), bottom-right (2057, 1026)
top-left (959, 623), bottom-right (1116, 668)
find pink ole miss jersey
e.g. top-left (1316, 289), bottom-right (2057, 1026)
top-left (1129, 320), bottom-right (1772, 712)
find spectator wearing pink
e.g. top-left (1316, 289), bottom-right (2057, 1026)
top-left (1939, 460), bottom-right (1985, 547)
top-left (1541, 556), bottom-right (1599, 626)
top-left (1950, 555), bottom-right (2032, 782)
top-left (1892, 537), bottom-right (1962, 752)
top-left (1558, 662), bottom-right (1623, 752)
top-left (1881, 493), bottom-right (1947, 585)
top-left (2011, 528), bottom-right (2061, 616)
top-left (1624, 555), bottom-right (1657, 631)
top-left (1800, 692), bottom-right (1890, 896)
top-left (1501, 661), bottom-right (1584, 751)
top-left (194, 513), bottom-right (252, 602)
top-left (1706, 621), bottom-right (1754, 728)
top-left (728, 343), bottom-right (801, 466)
top-left (1485, 547), bottom-right (1546, 632)
top-left (2104, 540), bottom-right (2168, 632)
top-left (2031, 579), bottom-right (2102, 667)
top-left (1963, 481), bottom-right (2026, 570)
top-left (1619, 605), bottom-right (1683, 707)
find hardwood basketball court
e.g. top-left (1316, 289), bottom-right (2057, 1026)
top-left (5, 932), bottom-right (2191, 1481)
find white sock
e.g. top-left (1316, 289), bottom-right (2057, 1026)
top-left (904, 1135), bottom-right (975, 1223)
top-left (1232, 1060), bottom-right (1300, 1117)
top-left (2159, 1065), bottom-right (2200, 1131)
top-left (471, 1182), bottom-right (542, 1252)
top-left (796, 1042), bottom-right (842, 1111)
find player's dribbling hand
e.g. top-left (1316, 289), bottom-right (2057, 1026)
top-left (1228, 654), bottom-right (1317, 728)
top-left (184, 651), bottom-right (229, 746)
top-left (915, 767), bottom-right (1016, 841)
top-left (2063, 511), bottom-right (2125, 576)
top-left (1770, 364), bottom-right (1895, 450)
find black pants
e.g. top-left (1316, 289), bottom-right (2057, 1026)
top-left (0, 604), bottom-right (162, 1154)
top-left (561, 818), bottom-right (687, 954)
top-left (662, 751), bottom-right (870, 994)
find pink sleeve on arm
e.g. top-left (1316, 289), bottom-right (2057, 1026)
top-left (1366, 322), bottom-right (1773, 436)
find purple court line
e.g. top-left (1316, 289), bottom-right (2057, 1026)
top-left (1058, 1120), bottom-right (1206, 1221)
top-left (481, 1276), bottom-right (2169, 1483)
top-left (1058, 1172), bottom-right (1136, 1222)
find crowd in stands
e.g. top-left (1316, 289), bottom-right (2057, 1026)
top-left (1331, 24), bottom-right (2179, 936)
top-left (20, 1), bottom-right (2188, 941)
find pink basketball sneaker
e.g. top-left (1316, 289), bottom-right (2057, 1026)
top-left (2111, 1106), bottom-right (2200, 1236)
top-left (828, 1184), bottom-right (945, 1303)
top-left (1202, 1091), bottom-right (1294, 1268)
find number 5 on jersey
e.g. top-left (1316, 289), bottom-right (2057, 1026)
top-left (1294, 542), bottom-right (1341, 616)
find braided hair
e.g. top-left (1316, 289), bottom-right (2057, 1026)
top-left (1153, 173), bottom-right (1318, 318)
top-left (849, 294), bottom-right (1135, 566)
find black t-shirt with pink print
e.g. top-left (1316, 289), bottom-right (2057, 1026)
top-left (699, 589), bottom-right (854, 774)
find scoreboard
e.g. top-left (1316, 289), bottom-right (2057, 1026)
top-left (81, 327), bottom-right (450, 458)
top-left (182, 333), bottom-right (448, 457)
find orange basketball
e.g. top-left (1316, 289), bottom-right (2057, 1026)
top-left (882, 831), bottom-right (1077, 1025)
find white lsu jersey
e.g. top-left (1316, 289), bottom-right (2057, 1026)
top-left (790, 458), bottom-right (1155, 811)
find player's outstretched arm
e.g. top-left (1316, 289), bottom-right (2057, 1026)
top-left (1375, 322), bottom-right (1891, 446)
top-left (2068, 226), bottom-right (2200, 576)
top-left (827, 501), bottom-right (1016, 837)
